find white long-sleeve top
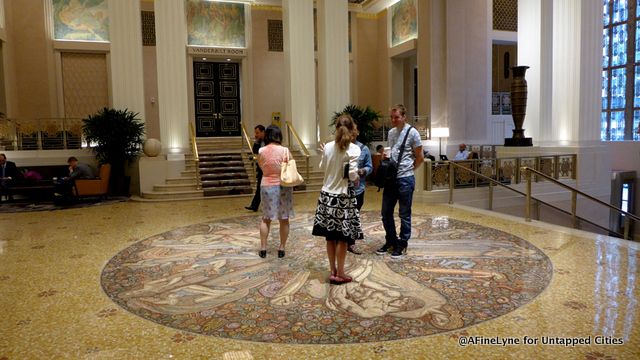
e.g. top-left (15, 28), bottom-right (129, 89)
top-left (319, 141), bottom-right (361, 194)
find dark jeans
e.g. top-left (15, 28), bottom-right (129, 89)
top-left (355, 191), bottom-right (364, 211)
top-left (249, 173), bottom-right (262, 209)
top-left (381, 175), bottom-right (415, 245)
top-left (54, 178), bottom-right (75, 196)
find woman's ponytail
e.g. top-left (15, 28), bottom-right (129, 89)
top-left (334, 114), bottom-right (355, 151)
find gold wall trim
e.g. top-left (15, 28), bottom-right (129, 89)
top-left (251, 5), bottom-right (282, 12)
top-left (355, 12), bottom-right (381, 20)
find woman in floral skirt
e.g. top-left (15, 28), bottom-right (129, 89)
top-left (257, 125), bottom-right (294, 258)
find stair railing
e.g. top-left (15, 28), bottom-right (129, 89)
top-left (240, 122), bottom-right (256, 179)
top-left (446, 161), bottom-right (637, 240)
top-left (522, 167), bottom-right (639, 240)
top-left (188, 122), bottom-right (202, 190)
top-left (285, 121), bottom-right (310, 182)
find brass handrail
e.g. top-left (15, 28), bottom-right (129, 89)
top-left (285, 121), bottom-right (310, 182)
top-left (522, 166), bottom-right (639, 239)
top-left (188, 122), bottom-right (201, 190)
top-left (446, 161), bottom-right (634, 239)
top-left (240, 122), bottom-right (256, 179)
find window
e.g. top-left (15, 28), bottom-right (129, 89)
top-left (601, 0), bottom-right (640, 141)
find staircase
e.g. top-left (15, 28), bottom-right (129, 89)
top-left (199, 152), bottom-right (253, 196)
top-left (140, 137), bottom-right (324, 201)
top-left (140, 156), bottom-right (203, 200)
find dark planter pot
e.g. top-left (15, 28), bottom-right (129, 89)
top-left (110, 175), bottom-right (131, 196)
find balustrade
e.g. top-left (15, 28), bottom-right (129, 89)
top-left (0, 118), bottom-right (84, 150)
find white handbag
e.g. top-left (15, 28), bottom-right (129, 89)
top-left (280, 149), bottom-right (304, 187)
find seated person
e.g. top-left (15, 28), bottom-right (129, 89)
top-left (453, 143), bottom-right (470, 160)
top-left (54, 156), bottom-right (95, 200)
top-left (0, 153), bottom-right (20, 200)
top-left (375, 144), bottom-right (384, 157)
top-left (423, 149), bottom-right (436, 161)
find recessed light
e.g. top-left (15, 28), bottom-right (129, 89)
top-left (226, 58), bottom-right (231, 61)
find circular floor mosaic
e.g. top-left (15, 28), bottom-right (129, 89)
top-left (101, 211), bottom-right (552, 344)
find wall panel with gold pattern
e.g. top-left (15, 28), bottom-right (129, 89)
top-left (61, 52), bottom-right (109, 119)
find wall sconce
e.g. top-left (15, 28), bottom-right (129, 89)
top-left (431, 127), bottom-right (449, 157)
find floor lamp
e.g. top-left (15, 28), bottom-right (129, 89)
top-left (431, 127), bottom-right (450, 158)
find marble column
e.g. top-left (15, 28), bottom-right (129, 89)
top-left (517, 0), bottom-right (553, 145)
top-left (416, 0), bottom-right (447, 129)
top-left (154, 0), bottom-right (189, 154)
top-left (551, 0), bottom-right (602, 145)
top-left (513, 0), bottom-right (609, 194)
top-left (282, 0), bottom-right (316, 147)
top-left (317, 0), bottom-right (350, 143)
top-left (108, 0), bottom-right (145, 123)
top-left (42, 0), bottom-right (58, 117)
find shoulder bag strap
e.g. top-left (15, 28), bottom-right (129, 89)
top-left (395, 125), bottom-right (413, 163)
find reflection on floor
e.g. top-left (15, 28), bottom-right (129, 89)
top-left (0, 191), bottom-right (638, 359)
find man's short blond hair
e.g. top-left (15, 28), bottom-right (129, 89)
top-left (391, 104), bottom-right (406, 116)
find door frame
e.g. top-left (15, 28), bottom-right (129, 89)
top-left (187, 54), bottom-right (252, 138)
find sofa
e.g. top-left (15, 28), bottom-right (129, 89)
top-left (1, 165), bottom-right (68, 200)
top-left (74, 163), bottom-right (110, 197)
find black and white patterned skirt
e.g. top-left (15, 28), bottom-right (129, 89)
top-left (312, 189), bottom-right (364, 242)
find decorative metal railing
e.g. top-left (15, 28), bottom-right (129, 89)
top-left (371, 115), bottom-right (431, 141)
top-left (0, 118), bottom-right (84, 150)
top-left (425, 154), bottom-right (578, 191)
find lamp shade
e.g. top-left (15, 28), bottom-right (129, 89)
top-left (432, 127), bottom-right (450, 138)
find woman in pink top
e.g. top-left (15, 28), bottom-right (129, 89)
top-left (257, 125), bottom-right (294, 258)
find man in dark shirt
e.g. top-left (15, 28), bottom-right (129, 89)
top-left (245, 125), bottom-right (265, 211)
top-left (54, 156), bottom-right (94, 202)
top-left (0, 153), bottom-right (20, 201)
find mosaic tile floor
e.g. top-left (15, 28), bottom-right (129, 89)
top-left (0, 191), bottom-right (639, 359)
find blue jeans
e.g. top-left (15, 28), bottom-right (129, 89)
top-left (381, 176), bottom-right (415, 244)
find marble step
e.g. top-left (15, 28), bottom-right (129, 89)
top-left (203, 185), bottom-right (253, 197)
top-left (165, 177), bottom-right (197, 185)
top-left (199, 167), bottom-right (247, 174)
top-left (153, 183), bottom-right (199, 192)
top-left (201, 172), bottom-right (249, 181)
top-left (199, 160), bottom-right (245, 168)
top-left (202, 178), bottom-right (251, 188)
top-left (141, 189), bottom-right (204, 200)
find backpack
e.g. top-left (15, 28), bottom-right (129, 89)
top-left (373, 126), bottom-right (413, 189)
top-left (374, 158), bottom-right (398, 188)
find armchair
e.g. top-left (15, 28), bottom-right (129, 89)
top-left (74, 164), bottom-right (110, 197)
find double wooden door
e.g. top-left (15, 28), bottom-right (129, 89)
top-left (193, 61), bottom-right (241, 137)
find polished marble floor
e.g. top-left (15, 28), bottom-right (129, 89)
top-left (0, 191), bottom-right (638, 359)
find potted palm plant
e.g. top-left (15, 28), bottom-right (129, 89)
top-left (82, 108), bottom-right (145, 195)
top-left (332, 104), bottom-right (382, 146)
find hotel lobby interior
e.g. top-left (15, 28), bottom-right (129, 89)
top-left (1, 0), bottom-right (640, 359)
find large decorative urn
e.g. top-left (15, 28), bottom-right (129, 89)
top-left (505, 65), bottom-right (533, 146)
